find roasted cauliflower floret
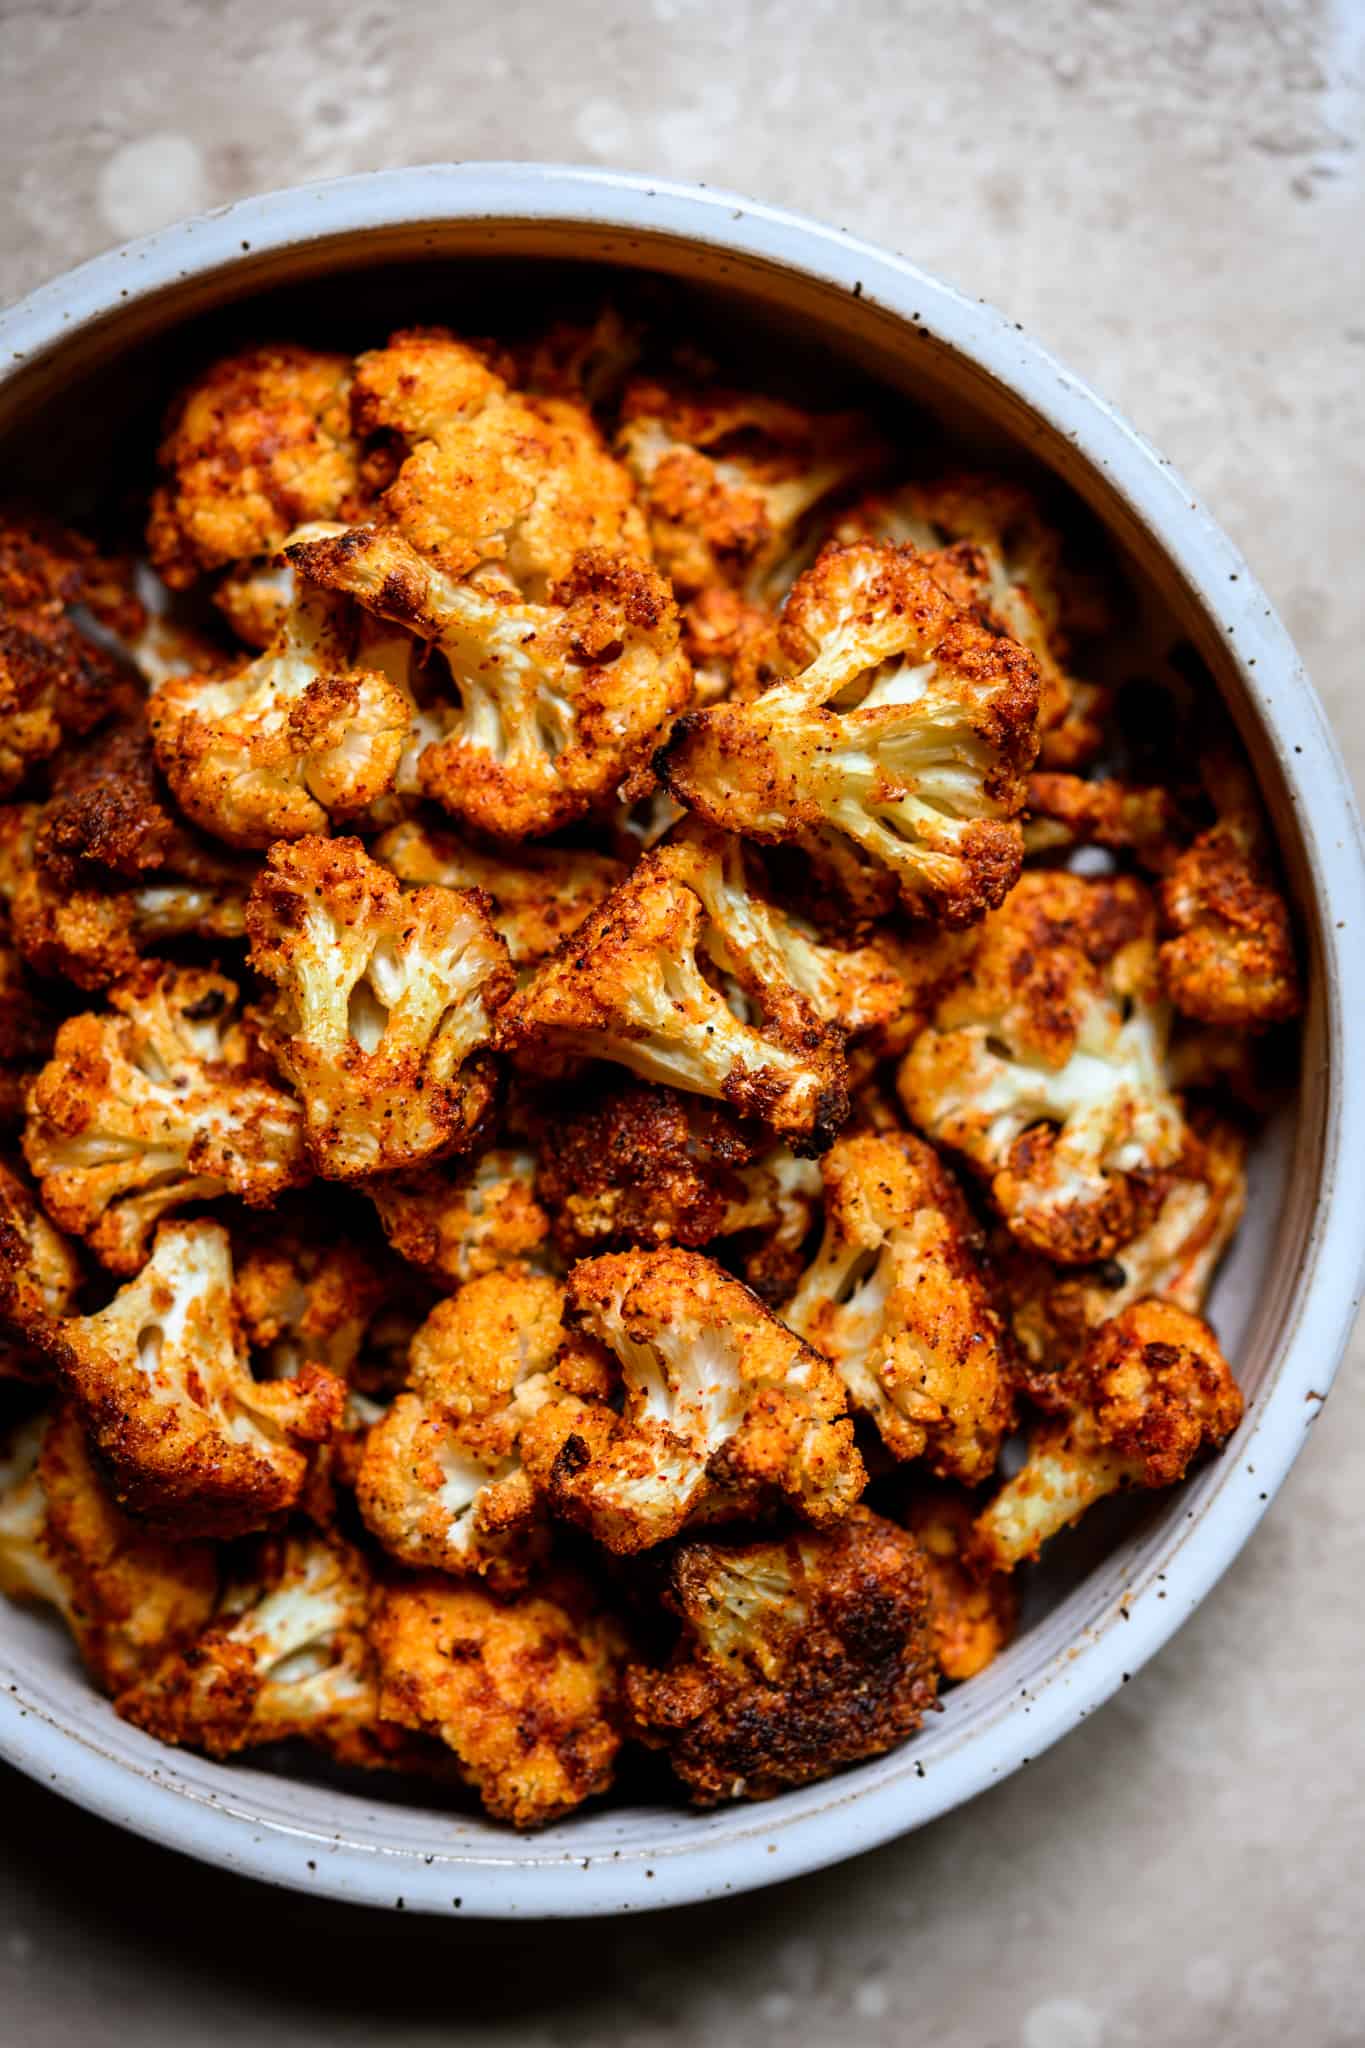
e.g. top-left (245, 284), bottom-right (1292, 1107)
top-left (521, 1248), bottom-right (863, 1553)
top-left (0, 938), bottom-right (55, 1129)
top-left (0, 507), bottom-right (143, 797)
top-left (118, 1529), bottom-right (402, 1768)
top-left (0, 1405), bottom-right (219, 1692)
top-left (624, 1508), bottom-right (938, 1804)
top-left (48, 1219), bottom-right (343, 1538)
top-left (23, 964), bottom-right (308, 1274)
top-left (0, 1155), bottom-right (80, 1379)
top-left (146, 345), bottom-right (361, 586)
top-left (972, 1298), bottom-right (1243, 1571)
top-left (370, 1567), bottom-right (627, 1827)
top-left (898, 871), bottom-right (1185, 1264)
top-left (1023, 769), bottom-right (1183, 866)
top-left (373, 818), bottom-right (626, 968)
top-left (246, 835), bottom-right (511, 1180)
top-left (348, 327), bottom-right (648, 591)
top-left (660, 542), bottom-right (1039, 925)
top-left (900, 1487), bottom-right (1017, 1682)
top-left (513, 301), bottom-right (645, 412)
top-left (493, 852), bottom-right (848, 1151)
top-left (287, 524), bottom-right (691, 841)
top-left (998, 1111), bottom-right (1247, 1374)
top-left (233, 1222), bottom-right (391, 1384)
top-left (369, 1145), bottom-right (549, 1289)
top-left (357, 1267), bottom-right (573, 1586)
top-left (784, 1131), bottom-right (1012, 1481)
top-left (147, 561), bottom-right (410, 849)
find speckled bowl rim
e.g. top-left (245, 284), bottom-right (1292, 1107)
top-left (0, 163), bottom-right (1361, 1918)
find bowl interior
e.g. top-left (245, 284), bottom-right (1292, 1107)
top-left (0, 206), bottom-right (1327, 1902)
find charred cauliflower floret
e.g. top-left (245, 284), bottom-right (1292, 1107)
top-left (972, 1298), bottom-right (1243, 1571)
top-left (246, 835), bottom-right (511, 1180)
top-left (0, 1155), bottom-right (80, 1379)
top-left (23, 964), bottom-right (308, 1274)
top-left (0, 507), bottom-right (142, 796)
top-left (784, 1131), bottom-right (1012, 1482)
top-left (146, 345), bottom-right (361, 587)
top-left (348, 327), bottom-right (648, 591)
top-left (287, 523), bottom-right (691, 841)
top-left (998, 1111), bottom-right (1247, 1375)
top-left (357, 1267), bottom-right (574, 1586)
top-left (900, 1487), bottom-right (1016, 1681)
top-left (521, 1247), bottom-right (863, 1554)
top-left (660, 542), bottom-right (1039, 925)
top-left (0, 936), bottom-right (55, 1129)
top-left (624, 1508), bottom-right (938, 1804)
top-left (898, 871), bottom-right (1185, 1264)
top-left (147, 556), bottom-right (410, 849)
top-left (118, 1529), bottom-right (404, 1768)
top-left (493, 852), bottom-right (848, 1151)
top-left (373, 818), bottom-right (626, 968)
top-left (370, 1567), bottom-right (627, 1827)
top-left (0, 1405), bottom-right (219, 1692)
top-left (369, 1145), bottom-right (549, 1289)
top-left (48, 1219), bottom-right (343, 1538)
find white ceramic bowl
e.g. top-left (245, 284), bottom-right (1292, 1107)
top-left (1, 164), bottom-right (1361, 1918)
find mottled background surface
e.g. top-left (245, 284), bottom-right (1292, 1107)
top-left (2, 2), bottom-right (1363, 2043)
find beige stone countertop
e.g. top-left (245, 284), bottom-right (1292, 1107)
top-left (2, 2), bottom-right (1363, 2043)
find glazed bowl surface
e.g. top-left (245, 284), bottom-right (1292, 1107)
top-left (1, 162), bottom-right (1360, 1918)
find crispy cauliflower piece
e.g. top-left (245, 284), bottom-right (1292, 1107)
top-left (246, 835), bottom-right (512, 1180)
top-left (616, 376), bottom-right (883, 603)
top-left (972, 1298), bottom-right (1243, 1570)
top-left (118, 1529), bottom-right (404, 1769)
top-left (0, 1155), bottom-right (80, 1379)
top-left (0, 513), bottom-right (142, 797)
top-left (660, 542), bottom-right (1039, 925)
top-left (146, 345), bottom-right (361, 586)
top-left (521, 1247), bottom-right (863, 1553)
top-left (784, 1131), bottom-right (1012, 1481)
top-left (49, 1218), bottom-right (344, 1538)
top-left (373, 818), bottom-right (626, 968)
top-left (348, 327), bottom-right (647, 591)
top-left (369, 1146), bottom-right (549, 1289)
top-left (287, 523), bottom-right (691, 841)
top-left (371, 1567), bottom-right (627, 1827)
top-left (493, 851), bottom-right (849, 1150)
top-left (23, 964), bottom-right (309, 1274)
top-left (147, 560), bottom-right (410, 849)
top-left (0, 935), bottom-right (55, 1129)
top-left (898, 871), bottom-right (1186, 1263)
top-left (513, 302), bottom-right (645, 411)
top-left (233, 1222), bottom-right (391, 1383)
top-left (1023, 770), bottom-right (1184, 865)
top-left (357, 1267), bottom-right (573, 1585)
top-left (998, 1111), bottom-right (1247, 1375)
top-left (0, 1415), bottom-right (71, 1617)
top-left (900, 1487), bottom-right (1016, 1681)
top-left (624, 1508), bottom-right (938, 1804)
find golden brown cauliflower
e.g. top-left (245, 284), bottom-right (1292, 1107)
top-left (147, 554), bottom-right (410, 849)
top-left (1023, 769), bottom-right (1184, 866)
top-left (246, 835), bottom-right (512, 1181)
top-left (521, 1247), bottom-right (863, 1554)
top-left (660, 542), bottom-right (1039, 925)
top-left (0, 1404), bottom-right (219, 1693)
top-left (48, 1218), bottom-right (343, 1538)
top-left (898, 871), bottom-right (1186, 1264)
top-left (146, 346), bottom-right (361, 586)
top-left (118, 1529), bottom-right (408, 1770)
top-left (370, 1566), bottom-right (627, 1828)
top-left (287, 523), bottom-right (691, 841)
top-left (0, 507), bottom-right (142, 797)
top-left (357, 1266), bottom-right (574, 1586)
top-left (0, 1155), bottom-right (80, 1379)
top-left (368, 1145), bottom-right (550, 1289)
top-left (373, 818), bottom-right (626, 969)
top-left (972, 1298), bottom-right (1243, 1571)
top-left (624, 1508), bottom-right (938, 1804)
top-left (493, 850), bottom-right (849, 1152)
top-left (900, 1487), bottom-right (1017, 1681)
top-left (348, 327), bottom-right (648, 590)
top-left (23, 963), bottom-right (309, 1273)
top-left (784, 1131), bottom-right (1012, 1482)
top-left (232, 1219), bottom-right (391, 1385)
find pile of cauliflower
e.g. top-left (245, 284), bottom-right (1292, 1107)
top-left (0, 311), bottom-right (1300, 1829)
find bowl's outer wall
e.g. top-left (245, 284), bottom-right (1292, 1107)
top-left (0, 165), bottom-right (1362, 1917)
